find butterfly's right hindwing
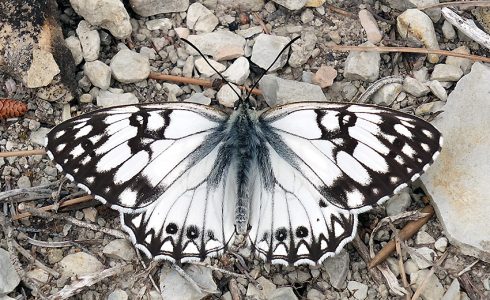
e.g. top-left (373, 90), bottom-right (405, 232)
top-left (45, 103), bottom-right (229, 213)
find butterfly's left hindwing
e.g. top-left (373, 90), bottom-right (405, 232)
top-left (259, 102), bottom-right (442, 213)
top-left (45, 103), bottom-right (229, 212)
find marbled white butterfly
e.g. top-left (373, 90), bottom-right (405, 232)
top-left (45, 99), bottom-right (442, 265)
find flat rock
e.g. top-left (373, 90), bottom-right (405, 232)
top-left (421, 62), bottom-right (490, 263)
top-left (108, 289), bottom-right (128, 300)
top-left (442, 20), bottom-right (457, 40)
top-left (0, 248), bottom-right (20, 294)
top-left (65, 36), bottom-right (83, 65)
top-left (427, 81), bottom-right (447, 101)
top-left (259, 75), bottom-right (326, 106)
top-left (185, 93), bottom-right (211, 105)
top-left (84, 60), bottom-right (111, 89)
top-left (217, 84), bottom-right (240, 108)
top-left (442, 279), bottom-right (460, 300)
top-left (270, 287), bottom-right (297, 300)
top-left (416, 231), bottom-right (436, 245)
top-left (323, 249), bottom-right (349, 289)
top-left (411, 247), bottom-right (436, 269)
top-left (312, 65), bottom-right (337, 88)
top-left (222, 57), bottom-right (250, 85)
top-left (411, 269), bottom-right (445, 300)
top-left (217, 0), bottom-right (264, 11)
top-left (415, 101), bottom-right (445, 115)
top-left (272, 0), bottom-right (307, 10)
top-left (344, 41), bottom-right (380, 82)
top-left (445, 46), bottom-right (473, 74)
top-left (358, 9), bottom-right (382, 43)
top-left (347, 281), bottom-right (368, 300)
top-left (385, 188), bottom-right (411, 216)
top-left (186, 3), bottom-right (218, 33)
top-left (246, 276), bottom-right (277, 299)
top-left (372, 83), bottom-right (402, 106)
top-left (110, 49), bottom-right (150, 83)
top-left (431, 64), bottom-right (463, 81)
top-left (160, 265), bottom-right (218, 300)
top-left (251, 34), bottom-right (291, 72)
top-left (103, 239), bottom-right (136, 261)
top-left (31, 127), bottom-right (52, 147)
top-left (129, 0), bottom-right (189, 17)
top-left (397, 9), bottom-right (439, 63)
top-left (97, 90), bottom-right (139, 107)
top-left (59, 252), bottom-right (104, 277)
top-left (186, 31), bottom-right (245, 61)
top-left (194, 57), bottom-right (226, 77)
top-left (70, 0), bottom-right (132, 39)
top-left (403, 76), bottom-right (430, 97)
top-left (146, 18), bottom-right (173, 31)
top-left (76, 21), bottom-right (100, 62)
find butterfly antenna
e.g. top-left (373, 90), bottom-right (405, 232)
top-left (244, 35), bottom-right (301, 102)
top-left (181, 38), bottom-right (243, 102)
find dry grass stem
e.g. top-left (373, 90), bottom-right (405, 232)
top-left (13, 195), bottom-right (94, 220)
top-left (0, 148), bottom-right (46, 158)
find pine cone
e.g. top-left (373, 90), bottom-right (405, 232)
top-left (0, 98), bottom-right (28, 119)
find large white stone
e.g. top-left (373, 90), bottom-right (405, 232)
top-left (259, 75), bottom-right (326, 106)
top-left (421, 63), bottom-right (490, 263)
top-left (186, 31), bottom-right (245, 61)
top-left (251, 34), bottom-right (291, 72)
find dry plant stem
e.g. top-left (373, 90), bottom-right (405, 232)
top-left (0, 181), bottom-right (59, 202)
top-left (459, 272), bottom-right (485, 300)
top-left (327, 45), bottom-right (490, 63)
top-left (22, 206), bottom-right (127, 239)
top-left (148, 72), bottom-right (262, 96)
top-left (13, 195), bottom-right (94, 220)
top-left (420, 0), bottom-right (490, 10)
top-left (351, 234), bottom-right (384, 285)
top-left (457, 259), bottom-right (479, 277)
top-left (442, 7), bottom-right (490, 50)
top-left (326, 4), bottom-right (356, 18)
top-left (253, 12), bottom-right (270, 34)
top-left (389, 222), bottom-right (411, 299)
top-left (369, 205), bottom-right (435, 269)
top-left (49, 264), bottom-right (133, 300)
top-left (411, 252), bottom-right (448, 300)
top-left (0, 148), bottom-right (46, 158)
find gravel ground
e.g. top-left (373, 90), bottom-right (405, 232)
top-left (1, 0), bottom-right (489, 299)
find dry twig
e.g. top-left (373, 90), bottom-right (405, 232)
top-left (13, 195), bottom-right (94, 220)
top-left (419, 0), bottom-right (490, 10)
top-left (442, 7), bottom-right (490, 50)
top-left (0, 148), bottom-right (46, 158)
top-left (49, 264), bottom-right (133, 300)
top-left (369, 205), bottom-right (435, 269)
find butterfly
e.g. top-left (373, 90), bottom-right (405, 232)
top-left (45, 99), bottom-right (442, 265)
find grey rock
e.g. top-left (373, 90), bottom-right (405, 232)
top-left (59, 252), bottom-right (104, 277)
top-left (17, 175), bottom-right (32, 188)
top-left (251, 34), bottom-right (291, 72)
top-left (187, 3), bottom-right (218, 33)
top-left (84, 60), bottom-right (111, 89)
top-left (403, 77), bottom-right (430, 97)
top-left (344, 41), bottom-right (380, 82)
top-left (306, 289), bottom-right (324, 300)
top-left (301, 9), bottom-right (314, 24)
top-left (372, 83), bottom-right (402, 106)
top-left (408, 0), bottom-right (441, 22)
top-left (445, 46), bottom-right (473, 74)
top-left (186, 31), bottom-right (245, 61)
top-left (146, 18), bottom-right (172, 31)
top-left (358, 9), bottom-right (383, 44)
top-left (217, 0), bottom-right (264, 11)
top-left (415, 101), bottom-right (446, 115)
top-left (194, 57), bottom-right (226, 77)
top-left (397, 9), bottom-right (439, 63)
top-left (386, 257), bottom-right (400, 277)
top-left (323, 249), bottom-right (349, 289)
top-left (427, 81), bottom-right (447, 101)
top-left (80, 93), bottom-right (94, 103)
top-left (385, 188), bottom-right (411, 216)
top-left (217, 84), bottom-right (240, 108)
top-left (442, 279), bottom-right (460, 300)
top-left (47, 248), bottom-right (64, 264)
top-left (431, 64), bottom-right (463, 81)
top-left (413, 67), bottom-right (429, 82)
top-left (442, 20), bottom-right (457, 40)
top-left (236, 26), bottom-right (263, 38)
top-left (246, 276), bottom-right (276, 299)
top-left (65, 36), bottom-right (83, 65)
top-left (163, 83), bottom-right (184, 102)
top-left (130, 0), bottom-right (189, 16)
top-left (259, 75), bottom-right (326, 107)
top-left (411, 269), bottom-right (445, 300)
top-left (70, 0), bottom-right (132, 39)
top-left (140, 47), bottom-right (156, 60)
top-left (0, 248), bottom-right (21, 294)
top-left (31, 127), bottom-right (51, 146)
top-left (347, 281), bottom-right (368, 300)
top-left (97, 90), bottom-right (139, 107)
top-left (270, 287), bottom-right (298, 300)
top-left (289, 31), bottom-right (317, 68)
top-left (82, 207), bottom-right (97, 223)
top-left (434, 237), bottom-right (448, 252)
top-left (185, 93), bottom-right (211, 105)
top-left (416, 231), bottom-right (436, 245)
top-left (111, 49), bottom-right (150, 83)
top-left (76, 21), bottom-right (100, 62)
top-left (108, 289), bottom-right (128, 300)
top-left (403, 259), bottom-right (419, 274)
top-left (421, 63), bottom-right (490, 263)
top-left (272, 0), bottom-right (307, 10)
top-left (103, 239), bottom-right (136, 261)
top-left (287, 270), bottom-right (311, 283)
top-left (411, 247), bottom-right (435, 269)
top-left (222, 57), bottom-right (250, 85)
top-left (160, 265), bottom-right (217, 300)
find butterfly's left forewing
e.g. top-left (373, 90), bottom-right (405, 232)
top-left (259, 102), bottom-right (442, 213)
top-left (46, 103), bottom-right (228, 212)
